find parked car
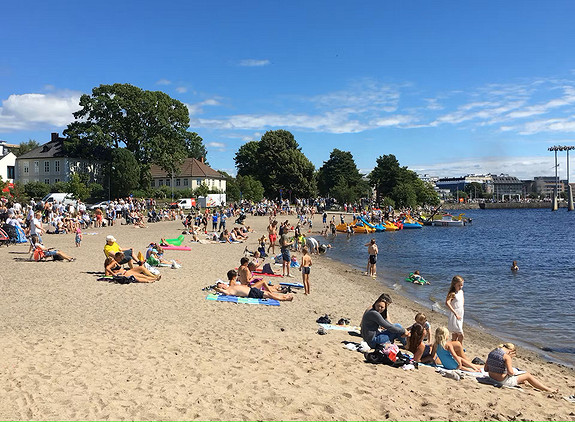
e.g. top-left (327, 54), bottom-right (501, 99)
top-left (42, 193), bottom-right (77, 206)
top-left (89, 201), bottom-right (110, 210)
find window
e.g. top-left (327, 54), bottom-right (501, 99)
top-left (7, 166), bottom-right (15, 180)
top-left (196, 178), bottom-right (202, 186)
top-left (45, 161), bottom-right (50, 173)
top-left (55, 178), bottom-right (60, 183)
top-left (34, 161), bottom-right (39, 174)
top-left (151, 180), bottom-right (155, 188)
top-left (159, 180), bottom-right (164, 186)
top-left (23, 162), bottom-right (29, 174)
top-left (176, 178), bottom-right (181, 187)
top-left (54, 160), bottom-right (60, 173)
top-left (44, 179), bottom-right (50, 184)
top-left (166, 179), bottom-right (171, 187)
top-left (82, 162), bottom-right (88, 171)
top-left (183, 178), bottom-right (188, 186)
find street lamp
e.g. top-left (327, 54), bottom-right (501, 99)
top-left (548, 145), bottom-right (575, 211)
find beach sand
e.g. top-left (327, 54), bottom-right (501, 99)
top-left (1, 214), bottom-right (574, 421)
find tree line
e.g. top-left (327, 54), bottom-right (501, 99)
top-left (7, 83), bottom-right (439, 207)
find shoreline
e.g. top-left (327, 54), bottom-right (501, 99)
top-left (0, 214), bottom-right (573, 420)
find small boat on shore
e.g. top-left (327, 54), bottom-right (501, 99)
top-left (430, 214), bottom-right (466, 227)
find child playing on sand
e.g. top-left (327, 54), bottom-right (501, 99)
top-left (300, 247), bottom-right (312, 295)
top-left (445, 275), bottom-right (465, 343)
top-left (75, 227), bottom-right (82, 247)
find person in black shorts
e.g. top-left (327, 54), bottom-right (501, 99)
top-left (215, 270), bottom-right (294, 301)
top-left (365, 238), bottom-right (378, 277)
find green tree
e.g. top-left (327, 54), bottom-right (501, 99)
top-left (67, 174), bottom-right (90, 201)
top-left (185, 132), bottom-right (207, 161)
top-left (64, 83), bottom-right (206, 185)
top-left (50, 181), bottom-right (69, 193)
top-left (369, 154), bottom-right (439, 207)
top-left (234, 141), bottom-right (260, 178)
top-left (464, 182), bottom-right (484, 200)
top-left (14, 139), bottom-right (40, 157)
top-left (109, 148), bottom-right (140, 199)
top-left (234, 130), bottom-right (316, 199)
top-left (317, 149), bottom-right (360, 193)
top-left (24, 181), bottom-right (50, 199)
top-left (237, 175), bottom-right (264, 202)
top-left (194, 183), bottom-right (210, 197)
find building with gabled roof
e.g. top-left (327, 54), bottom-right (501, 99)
top-left (15, 133), bottom-right (104, 185)
top-left (149, 158), bottom-right (226, 192)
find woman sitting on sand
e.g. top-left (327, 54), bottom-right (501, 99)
top-left (360, 293), bottom-right (407, 348)
top-left (405, 323), bottom-right (434, 363)
top-left (105, 253), bottom-right (160, 283)
top-left (430, 327), bottom-right (482, 372)
top-left (485, 343), bottom-right (554, 392)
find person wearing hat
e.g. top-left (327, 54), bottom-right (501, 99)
top-left (104, 235), bottom-right (136, 268)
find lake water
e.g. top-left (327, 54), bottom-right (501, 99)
top-left (321, 208), bottom-right (575, 367)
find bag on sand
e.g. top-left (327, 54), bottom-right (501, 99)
top-left (262, 263), bottom-right (274, 274)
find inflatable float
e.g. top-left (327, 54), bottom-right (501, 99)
top-left (405, 273), bottom-right (430, 285)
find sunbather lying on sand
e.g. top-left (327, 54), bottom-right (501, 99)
top-left (105, 253), bottom-right (160, 283)
top-left (216, 270), bottom-right (293, 301)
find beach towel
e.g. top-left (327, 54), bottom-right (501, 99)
top-left (280, 282), bottom-right (304, 288)
top-left (160, 245), bottom-right (191, 251)
top-left (206, 293), bottom-right (280, 306)
top-left (318, 323), bottom-right (360, 332)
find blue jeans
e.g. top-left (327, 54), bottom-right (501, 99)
top-left (370, 324), bottom-right (406, 348)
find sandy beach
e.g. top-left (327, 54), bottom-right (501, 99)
top-left (1, 214), bottom-right (574, 421)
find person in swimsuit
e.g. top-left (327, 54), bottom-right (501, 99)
top-left (104, 255), bottom-right (160, 283)
top-left (511, 261), bottom-right (519, 272)
top-left (430, 327), bottom-right (481, 372)
top-left (267, 221), bottom-right (278, 255)
top-left (406, 323), bottom-right (434, 363)
top-left (484, 343), bottom-right (555, 392)
top-left (215, 270), bottom-right (294, 301)
top-left (365, 238), bottom-right (378, 277)
top-left (300, 246), bottom-right (312, 295)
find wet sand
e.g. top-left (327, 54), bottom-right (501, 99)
top-left (0, 214), bottom-right (573, 421)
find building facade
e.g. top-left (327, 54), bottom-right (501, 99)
top-left (150, 158), bottom-right (226, 192)
top-left (0, 141), bottom-right (17, 183)
top-left (15, 133), bottom-right (104, 185)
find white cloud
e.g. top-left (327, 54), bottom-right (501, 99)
top-left (207, 141), bottom-right (226, 151)
top-left (176, 86), bottom-right (187, 93)
top-left (0, 92), bottom-right (81, 131)
top-left (410, 156), bottom-right (560, 179)
top-left (156, 79), bottom-right (172, 85)
top-left (238, 59), bottom-right (270, 67)
top-left (185, 98), bottom-right (221, 115)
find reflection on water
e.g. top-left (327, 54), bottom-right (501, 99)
top-left (322, 208), bottom-right (575, 367)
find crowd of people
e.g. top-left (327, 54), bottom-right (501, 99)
top-left (1, 194), bottom-right (559, 394)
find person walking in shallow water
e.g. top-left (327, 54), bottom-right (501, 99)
top-left (365, 238), bottom-right (378, 277)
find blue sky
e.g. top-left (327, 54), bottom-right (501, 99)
top-left (2, 1), bottom-right (575, 180)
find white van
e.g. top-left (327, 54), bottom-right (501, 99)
top-left (42, 192), bottom-right (77, 206)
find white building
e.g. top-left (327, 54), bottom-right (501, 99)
top-left (150, 158), bottom-right (226, 192)
top-left (15, 133), bottom-right (104, 185)
top-left (0, 141), bottom-right (17, 183)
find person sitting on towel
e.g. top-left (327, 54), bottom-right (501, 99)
top-left (215, 270), bottom-right (293, 302)
top-left (237, 257), bottom-right (282, 292)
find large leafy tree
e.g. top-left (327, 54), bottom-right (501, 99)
top-left (317, 149), bottom-right (369, 202)
top-left (369, 154), bottom-right (439, 207)
top-left (109, 148), bottom-right (140, 199)
top-left (64, 83), bottom-right (205, 185)
top-left (14, 139), bottom-right (40, 157)
top-left (234, 130), bottom-right (316, 199)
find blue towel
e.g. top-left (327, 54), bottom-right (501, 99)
top-left (206, 294), bottom-right (280, 306)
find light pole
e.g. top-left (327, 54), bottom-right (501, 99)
top-left (548, 145), bottom-right (575, 211)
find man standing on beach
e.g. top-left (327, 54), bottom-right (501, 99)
top-left (365, 238), bottom-right (378, 277)
top-left (280, 228), bottom-right (294, 278)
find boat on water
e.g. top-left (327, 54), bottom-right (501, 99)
top-left (402, 216), bottom-right (423, 229)
top-left (430, 213), bottom-right (467, 227)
